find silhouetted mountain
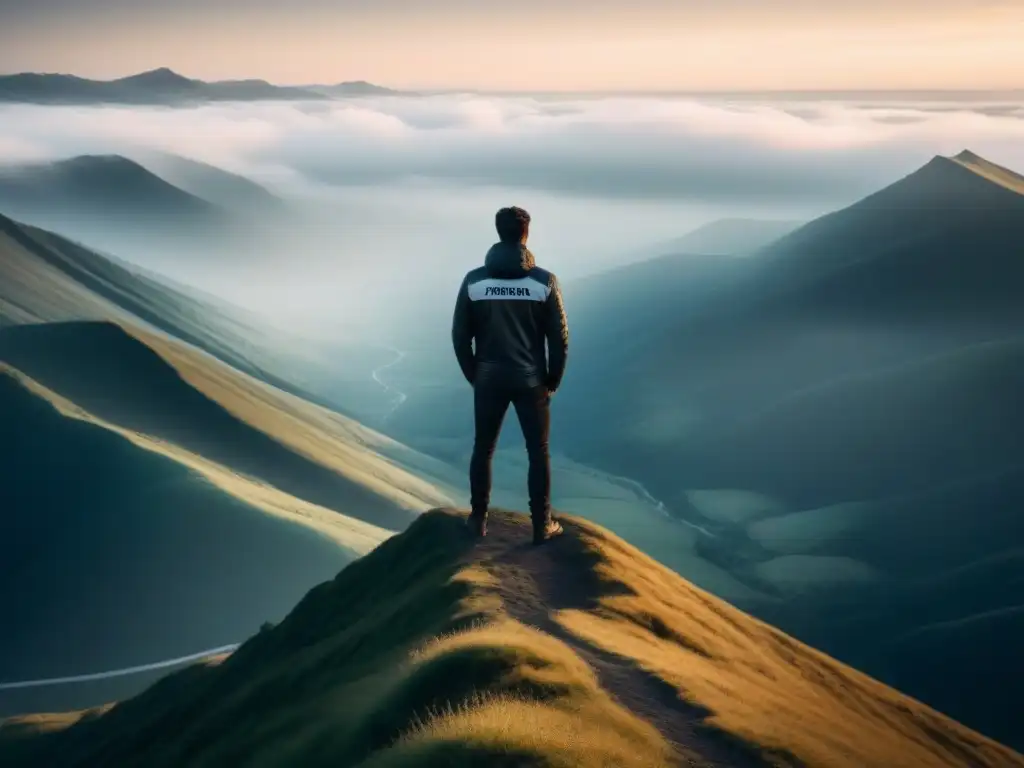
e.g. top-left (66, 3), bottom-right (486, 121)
top-left (0, 67), bottom-right (325, 104)
top-left (129, 151), bottom-right (284, 213)
top-left (0, 154), bottom-right (266, 271)
top-left (564, 149), bottom-right (1024, 462)
top-left (549, 150), bottom-right (1024, 748)
top-left (0, 155), bottom-right (222, 222)
top-left (307, 79), bottom-right (400, 96)
top-left (2, 510), bottom-right (1019, 767)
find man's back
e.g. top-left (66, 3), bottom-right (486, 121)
top-left (452, 240), bottom-right (568, 392)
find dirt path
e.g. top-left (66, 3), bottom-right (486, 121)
top-left (465, 512), bottom-right (776, 768)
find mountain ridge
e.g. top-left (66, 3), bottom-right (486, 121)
top-left (128, 151), bottom-right (284, 212)
top-left (2, 509), bottom-right (1020, 767)
top-left (0, 68), bottom-right (396, 104)
top-left (846, 150), bottom-right (1024, 211)
top-left (949, 149), bottom-right (1024, 195)
top-left (0, 319), bottom-right (453, 530)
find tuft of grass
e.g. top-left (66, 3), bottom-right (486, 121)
top-left (367, 694), bottom-right (672, 768)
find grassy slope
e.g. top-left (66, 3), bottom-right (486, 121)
top-left (1, 360), bottom-right (391, 555)
top-left (0, 367), bottom-right (357, 683)
top-left (2, 510), bottom-right (1019, 768)
top-left (0, 320), bottom-right (461, 533)
top-left (0, 211), bottom-right (464, 515)
top-left (0, 210), bottom-right (341, 407)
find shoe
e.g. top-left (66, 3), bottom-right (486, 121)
top-left (467, 512), bottom-right (487, 538)
top-left (532, 518), bottom-right (563, 546)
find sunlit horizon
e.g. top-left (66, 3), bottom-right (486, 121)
top-left (2, 1), bottom-right (1023, 91)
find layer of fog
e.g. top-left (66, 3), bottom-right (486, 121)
top-left (2, 92), bottom-right (1023, 340)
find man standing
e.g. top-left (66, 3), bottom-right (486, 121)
top-left (452, 206), bottom-right (569, 544)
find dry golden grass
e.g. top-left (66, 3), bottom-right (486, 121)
top-left (0, 361), bottom-right (393, 556)
top-left (147, 326), bottom-right (460, 512)
top-left (553, 515), bottom-right (1024, 768)
top-left (4, 509), bottom-right (1019, 768)
top-left (0, 320), bottom-right (464, 538)
top-left (0, 223), bottom-right (131, 325)
top-left (950, 150), bottom-right (1024, 196)
top-left (365, 619), bottom-right (677, 768)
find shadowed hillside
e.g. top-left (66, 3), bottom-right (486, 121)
top-left (565, 151), bottom-right (1024, 748)
top-left (638, 218), bottom-right (802, 258)
top-left (0, 155), bottom-right (237, 270)
top-left (0, 213), bottom-right (470, 717)
top-left (696, 338), bottom-right (1024, 502)
top-left (0, 155), bottom-right (222, 221)
top-left (0, 209), bottom-right (404, 420)
top-left (0, 321), bottom-right (452, 531)
top-left (129, 152), bottom-right (285, 213)
top-left (1, 510), bottom-right (1019, 768)
top-left (0, 367), bottom-right (355, 715)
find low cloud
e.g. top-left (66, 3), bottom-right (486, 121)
top-left (1, 94), bottom-right (1023, 207)
top-left (2, 93), bottom-right (1024, 328)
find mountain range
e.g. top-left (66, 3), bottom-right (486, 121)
top-left (0, 68), bottom-right (397, 104)
top-left (0, 152), bottom-right (304, 279)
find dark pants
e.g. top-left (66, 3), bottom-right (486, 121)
top-left (469, 380), bottom-right (551, 523)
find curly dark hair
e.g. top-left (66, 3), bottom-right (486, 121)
top-left (495, 206), bottom-right (531, 243)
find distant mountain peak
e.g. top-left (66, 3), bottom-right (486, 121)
top-left (52, 154), bottom-right (152, 176)
top-left (853, 150), bottom-right (1024, 211)
top-left (116, 67), bottom-right (197, 86)
top-left (947, 149), bottom-right (1024, 195)
top-left (953, 149), bottom-right (985, 164)
top-left (59, 153), bottom-right (133, 165)
top-left (323, 80), bottom-right (397, 95)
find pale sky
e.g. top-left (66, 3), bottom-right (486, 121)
top-left (0, 0), bottom-right (1022, 91)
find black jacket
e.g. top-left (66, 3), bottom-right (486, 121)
top-left (452, 241), bottom-right (569, 391)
